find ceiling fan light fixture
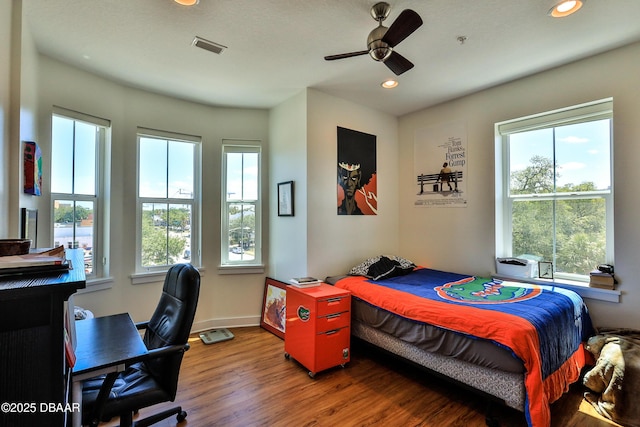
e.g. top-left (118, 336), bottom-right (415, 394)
top-left (381, 79), bottom-right (398, 89)
top-left (174, 0), bottom-right (199, 6)
top-left (548, 0), bottom-right (585, 17)
top-left (324, 4), bottom-right (422, 76)
top-left (369, 47), bottom-right (392, 62)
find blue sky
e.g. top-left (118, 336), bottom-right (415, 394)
top-left (509, 119), bottom-right (611, 191)
top-left (139, 137), bottom-right (194, 199)
top-left (52, 117), bottom-right (259, 208)
top-left (51, 116), bottom-right (96, 195)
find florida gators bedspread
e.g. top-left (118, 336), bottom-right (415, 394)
top-left (334, 268), bottom-right (594, 427)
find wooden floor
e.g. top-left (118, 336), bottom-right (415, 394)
top-left (100, 326), bottom-right (620, 427)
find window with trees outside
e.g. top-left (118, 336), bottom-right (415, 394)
top-left (221, 144), bottom-right (261, 266)
top-left (496, 99), bottom-right (613, 282)
top-left (137, 129), bottom-right (200, 272)
top-left (51, 109), bottom-right (110, 280)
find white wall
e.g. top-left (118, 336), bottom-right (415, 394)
top-left (306, 89), bottom-right (400, 278)
top-left (0, 0), bottom-right (12, 237)
top-left (269, 89), bottom-right (400, 281)
top-left (37, 56), bottom-right (270, 329)
top-left (398, 42), bottom-right (640, 329)
top-left (268, 90), bottom-right (309, 280)
top-left (1, 0), bottom-right (41, 239)
top-left (15, 7), bottom-right (41, 234)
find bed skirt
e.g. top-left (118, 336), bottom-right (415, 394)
top-left (352, 319), bottom-right (526, 411)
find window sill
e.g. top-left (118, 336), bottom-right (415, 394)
top-left (493, 274), bottom-right (620, 303)
top-left (217, 264), bottom-right (265, 275)
top-left (130, 266), bottom-right (205, 285)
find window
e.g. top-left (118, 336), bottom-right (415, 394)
top-left (221, 144), bottom-right (261, 266)
top-left (51, 108), bottom-right (110, 280)
top-left (496, 99), bottom-right (613, 281)
top-left (136, 128), bottom-right (200, 272)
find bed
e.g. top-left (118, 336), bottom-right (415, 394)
top-left (326, 256), bottom-right (594, 427)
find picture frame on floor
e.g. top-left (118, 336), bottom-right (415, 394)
top-left (260, 277), bottom-right (287, 339)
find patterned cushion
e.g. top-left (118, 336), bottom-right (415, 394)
top-left (349, 255), bottom-right (416, 280)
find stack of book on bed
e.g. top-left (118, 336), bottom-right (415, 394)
top-left (589, 270), bottom-right (615, 289)
top-left (289, 277), bottom-right (322, 288)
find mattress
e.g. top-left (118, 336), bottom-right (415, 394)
top-left (352, 298), bottom-right (524, 373)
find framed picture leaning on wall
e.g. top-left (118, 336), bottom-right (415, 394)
top-left (260, 277), bottom-right (287, 339)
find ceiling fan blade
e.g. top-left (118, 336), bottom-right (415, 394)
top-left (384, 51), bottom-right (414, 75)
top-left (324, 50), bottom-right (370, 61)
top-left (382, 9), bottom-right (423, 48)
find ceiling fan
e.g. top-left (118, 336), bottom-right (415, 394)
top-left (324, 2), bottom-right (423, 76)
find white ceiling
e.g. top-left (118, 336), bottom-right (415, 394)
top-left (22, 0), bottom-right (640, 116)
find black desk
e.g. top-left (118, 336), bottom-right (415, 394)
top-left (74, 313), bottom-right (148, 376)
top-left (72, 313), bottom-right (148, 427)
top-left (0, 249), bottom-right (85, 427)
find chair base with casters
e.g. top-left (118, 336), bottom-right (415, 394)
top-left (81, 263), bottom-right (200, 427)
top-left (120, 406), bottom-right (187, 427)
top-left (81, 354), bottom-right (189, 427)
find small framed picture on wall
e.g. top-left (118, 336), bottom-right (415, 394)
top-left (277, 181), bottom-right (294, 216)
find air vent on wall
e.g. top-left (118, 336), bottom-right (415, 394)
top-left (192, 36), bottom-right (227, 54)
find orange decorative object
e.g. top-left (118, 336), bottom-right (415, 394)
top-left (284, 283), bottom-right (351, 378)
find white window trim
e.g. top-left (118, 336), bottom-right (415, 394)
top-left (492, 274), bottom-right (621, 303)
top-left (134, 128), bottom-right (202, 277)
top-left (51, 107), bottom-right (111, 284)
top-left (220, 143), bottom-right (263, 271)
top-left (495, 98), bottom-right (614, 288)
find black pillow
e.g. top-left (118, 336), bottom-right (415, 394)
top-left (367, 256), bottom-right (414, 280)
top-left (349, 255), bottom-right (416, 280)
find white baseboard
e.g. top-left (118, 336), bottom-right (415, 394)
top-left (192, 316), bottom-right (261, 333)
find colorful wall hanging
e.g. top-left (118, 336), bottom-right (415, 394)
top-left (23, 141), bottom-right (42, 196)
top-left (337, 127), bottom-right (377, 215)
top-left (414, 121), bottom-right (468, 208)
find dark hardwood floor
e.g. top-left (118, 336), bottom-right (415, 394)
top-left (101, 326), bottom-right (620, 427)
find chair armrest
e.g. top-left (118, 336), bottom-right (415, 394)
top-left (125, 342), bottom-right (190, 366)
top-left (135, 320), bottom-right (150, 330)
top-left (145, 342), bottom-right (190, 358)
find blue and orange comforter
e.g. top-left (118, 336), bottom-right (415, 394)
top-left (334, 268), bottom-right (594, 427)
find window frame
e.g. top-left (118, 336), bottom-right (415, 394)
top-left (135, 127), bottom-right (201, 275)
top-left (220, 143), bottom-right (262, 268)
top-left (495, 98), bottom-right (614, 282)
top-left (50, 107), bottom-right (110, 282)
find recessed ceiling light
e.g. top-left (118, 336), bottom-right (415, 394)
top-left (548, 0), bottom-right (585, 18)
top-left (174, 0), bottom-right (199, 5)
top-left (381, 80), bottom-right (398, 89)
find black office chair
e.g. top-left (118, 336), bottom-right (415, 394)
top-left (82, 263), bottom-right (200, 427)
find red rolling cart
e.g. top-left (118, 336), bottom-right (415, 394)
top-left (284, 283), bottom-right (351, 377)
